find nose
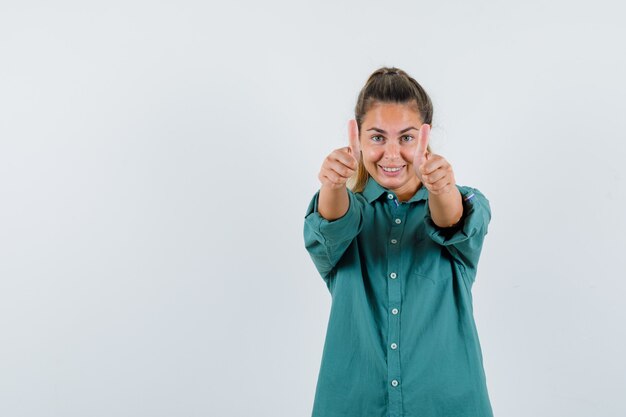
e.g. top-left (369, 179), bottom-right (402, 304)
top-left (383, 141), bottom-right (401, 161)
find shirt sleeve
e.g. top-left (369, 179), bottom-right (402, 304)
top-left (423, 185), bottom-right (492, 274)
top-left (303, 188), bottom-right (363, 286)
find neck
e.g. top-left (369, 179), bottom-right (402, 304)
top-left (394, 178), bottom-right (422, 202)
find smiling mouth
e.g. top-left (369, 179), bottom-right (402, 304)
top-left (379, 165), bottom-right (406, 172)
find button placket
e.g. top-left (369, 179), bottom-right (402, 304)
top-left (386, 203), bottom-right (406, 417)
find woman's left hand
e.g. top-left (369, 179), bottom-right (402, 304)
top-left (413, 124), bottom-right (457, 195)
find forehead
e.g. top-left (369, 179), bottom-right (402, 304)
top-left (362, 101), bottom-right (422, 127)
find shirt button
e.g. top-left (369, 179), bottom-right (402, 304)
top-left (391, 308), bottom-right (399, 315)
top-left (391, 380), bottom-right (399, 387)
top-left (387, 193), bottom-right (394, 199)
top-left (395, 218), bottom-right (402, 224)
top-left (390, 272), bottom-right (397, 279)
top-left (390, 239), bottom-right (398, 244)
top-left (390, 343), bottom-right (397, 349)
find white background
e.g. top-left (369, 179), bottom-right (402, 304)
top-left (1, 1), bottom-right (625, 416)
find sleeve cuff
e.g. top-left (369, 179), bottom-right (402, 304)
top-left (304, 188), bottom-right (361, 245)
top-left (423, 185), bottom-right (491, 246)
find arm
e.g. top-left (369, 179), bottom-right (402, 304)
top-left (304, 119), bottom-right (363, 286)
top-left (318, 184), bottom-right (350, 221)
top-left (303, 188), bottom-right (363, 286)
top-left (412, 123), bottom-right (463, 228)
top-left (423, 185), bottom-right (492, 274)
top-left (411, 126), bottom-right (490, 275)
top-left (428, 185), bottom-right (463, 228)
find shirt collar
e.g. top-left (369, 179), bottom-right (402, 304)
top-left (361, 176), bottom-right (429, 204)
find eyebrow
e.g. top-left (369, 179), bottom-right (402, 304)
top-left (366, 126), bottom-right (419, 134)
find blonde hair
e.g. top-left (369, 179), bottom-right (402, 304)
top-left (347, 67), bottom-right (434, 193)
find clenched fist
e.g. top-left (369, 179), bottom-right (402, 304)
top-left (413, 124), bottom-right (457, 195)
top-left (318, 120), bottom-right (361, 190)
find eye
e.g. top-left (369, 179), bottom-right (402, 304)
top-left (401, 135), bottom-right (414, 142)
top-left (371, 135), bottom-right (384, 143)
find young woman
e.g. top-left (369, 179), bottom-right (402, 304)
top-left (303, 67), bottom-right (494, 417)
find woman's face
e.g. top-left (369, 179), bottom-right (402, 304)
top-left (359, 101), bottom-right (423, 196)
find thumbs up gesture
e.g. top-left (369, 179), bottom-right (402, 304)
top-left (413, 124), bottom-right (456, 195)
top-left (318, 119), bottom-right (361, 190)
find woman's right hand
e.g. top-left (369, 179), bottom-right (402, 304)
top-left (318, 119), bottom-right (361, 190)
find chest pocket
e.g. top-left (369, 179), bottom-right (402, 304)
top-left (411, 237), bottom-right (453, 285)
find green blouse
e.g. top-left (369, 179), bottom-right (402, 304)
top-left (303, 176), bottom-right (494, 417)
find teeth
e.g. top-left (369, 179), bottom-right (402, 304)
top-left (382, 166), bottom-right (402, 172)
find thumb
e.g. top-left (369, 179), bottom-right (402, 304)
top-left (348, 119), bottom-right (361, 163)
top-left (414, 123), bottom-right (431, 170)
